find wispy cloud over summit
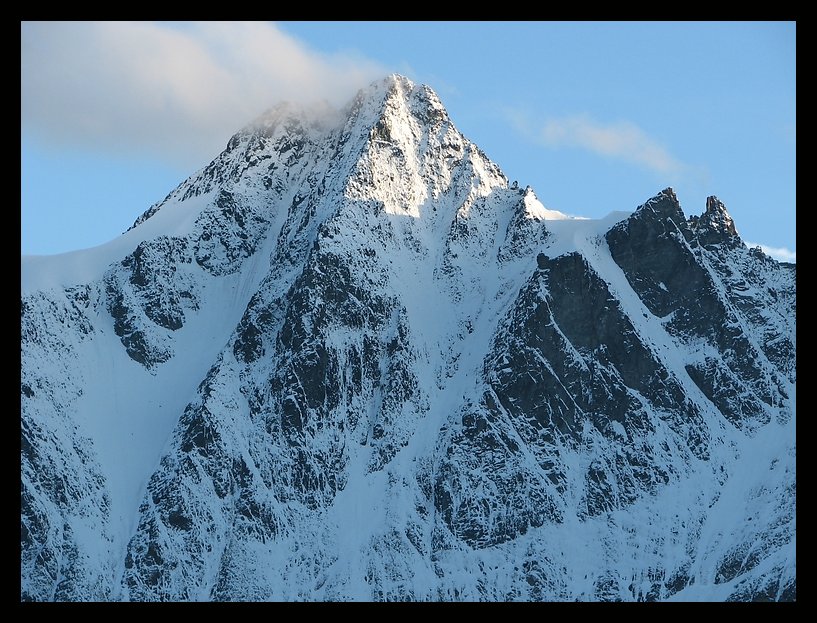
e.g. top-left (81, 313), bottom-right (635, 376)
top-left (21, 21), bottom-right (386, 167)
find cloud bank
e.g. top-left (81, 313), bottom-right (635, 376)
top-left (745, 242), bottom-right (797, 263)
top-left (21, 21), bottom-right (386, 167)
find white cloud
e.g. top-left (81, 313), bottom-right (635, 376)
top-left (21, 21), bottom-right (386, 167)
top-left (538, 114), bottom-right (684, 175)
top-left (505, 109), bottom-right (686, 176)
top-left (745, 242), bottom-right (796, 263)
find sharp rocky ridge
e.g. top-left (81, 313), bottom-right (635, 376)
top-left (21, 74), bottom-right (795, 601)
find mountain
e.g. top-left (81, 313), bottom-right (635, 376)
top-left (21, 74), bottom-right (795, 602)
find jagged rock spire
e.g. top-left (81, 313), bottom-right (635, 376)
top-left (689, 194), bottom-right (741, 247)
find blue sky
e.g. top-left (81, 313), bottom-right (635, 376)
top-left (21, 21), bottom-right (795, 261)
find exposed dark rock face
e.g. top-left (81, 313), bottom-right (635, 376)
top-left (606, 189), bottom-right (790, 429)
top-left (104, 236), bottom-right (198, 368)
top-left (435, 251), bottom-right (709, 549)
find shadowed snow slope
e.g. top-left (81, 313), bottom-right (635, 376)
top-left (21, 75), bottom-right (795, 602)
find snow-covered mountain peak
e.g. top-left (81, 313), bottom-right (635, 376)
top-left (340, 75), bottom-right (508, 223)
top-left (21, 76), bottom-right (795, 602)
